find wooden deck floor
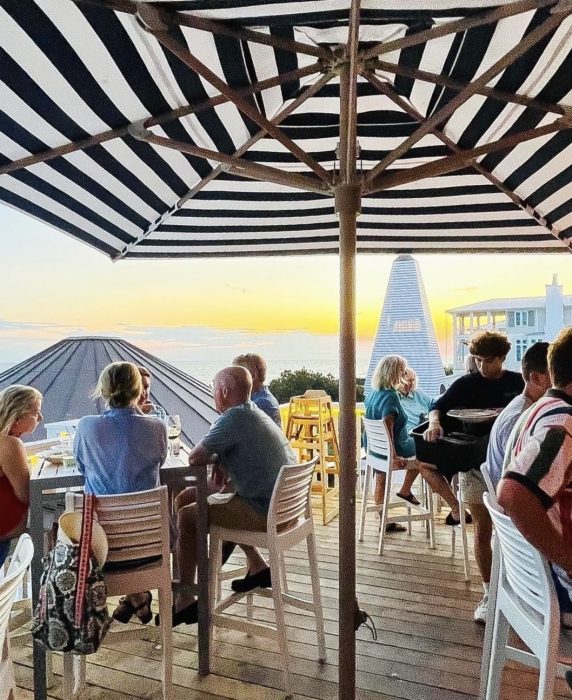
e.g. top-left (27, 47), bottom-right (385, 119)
top-left (11, 510), bottom-right (572, 700)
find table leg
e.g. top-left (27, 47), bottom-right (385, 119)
top-left (29, 483), bottom-right (47, 700)
top-left (195, 469), bottom-right (210, 676)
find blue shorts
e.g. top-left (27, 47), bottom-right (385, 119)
top-left (551, 565), bottom-right (572, 628)
top-left (0, 539), bottom-right (11, 569)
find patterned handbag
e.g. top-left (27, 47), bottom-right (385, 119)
top-left (32, 494), bottom-right (112, 654)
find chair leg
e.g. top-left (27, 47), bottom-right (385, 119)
top-left (158, 584), bottom-right (173, 700)
top-left (62, 652), bottom-right (74, 700)
top-left (427, 484), bottom-right (436, 550)
top-left (378, 468), bottom-right (392, 556)
top-left (406, 504), bottom-right (412, 536)
top-left (484, 608), bottom-right (510, 700)
top-left (537, 656), bottom-right (557, 700)
top-left (479, 541), bottom-right (500, 700)
top-left (268, 544), bottom-right (293, 696)
top-left (307, 532), bottom-right (326, 662)
top-left (457, 477), bottom-right (470, 581)
top-left (208, 533), bottom-right (223, 653)
top-left (358, 463), bottom-right (371, 542)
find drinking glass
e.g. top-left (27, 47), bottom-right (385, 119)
top-left (166, 415), bottom-right (182, 457)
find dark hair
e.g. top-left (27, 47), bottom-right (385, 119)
top-left (548, 327), bottom-right (572, 389)
top-left (521, 342), bottom-right (549, 381)
top-left (469, 331), bottom-right (511, 359)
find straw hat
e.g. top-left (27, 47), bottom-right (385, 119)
top-left (58, 511), bottom-right (108, 566)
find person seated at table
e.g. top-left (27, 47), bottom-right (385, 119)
top-left (366, 356), bottom-right (463, 528)
top-left (397, 367), bottom-right (432, 433)
top-left (423, 330), bottom-right (524, 524)
top-left (74, 361), bottom-right (167, 623)
top-left (171, 365), bottom-right (297, 627)
top-left (0, 385), bottom-right (43, 567)
top-left (233, 353), bottom-right (282, 427)
top-left (137, 365), bottom-right (166, 420)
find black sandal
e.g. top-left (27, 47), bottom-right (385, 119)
top-left (396, 492), bottom-right (421, 506)
top-left (112, 592), bottom-right (153, 624)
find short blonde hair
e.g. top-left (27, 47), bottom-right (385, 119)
top-left (372, 355), bottom-right (407, 391)
top-left (93, 362), bottom-right (142, 408)
top-left (233, 353), bottom-right (267, 383)
top-left (0, 384), bottom-right (43, 436)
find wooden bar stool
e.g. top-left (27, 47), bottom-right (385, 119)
top-left (285, 390), bottom-right (340, 525)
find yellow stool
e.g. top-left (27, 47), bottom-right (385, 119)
top-left (285, 391), bottom-right (340, 525)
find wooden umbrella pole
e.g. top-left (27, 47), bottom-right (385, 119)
top-left (337, 1), bottom-right (361, 697)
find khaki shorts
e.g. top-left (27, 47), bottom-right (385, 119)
top-left (459, 468), bottom-right (487, 505)
top-left (208, 494), bottom-right (267, 532)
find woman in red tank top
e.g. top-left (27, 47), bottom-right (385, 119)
top-left (0, 384), bottom-right (43, 567)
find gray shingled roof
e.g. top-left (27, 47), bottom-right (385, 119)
top-left (0, 336), bottom-right (217, 446)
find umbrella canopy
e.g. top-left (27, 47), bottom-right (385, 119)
top-left (1, 1), bottom-right (572, 256)
top-left (2, 2), bottom-right (572, 697)
top-left (0, 336), bottom-right (218, 446)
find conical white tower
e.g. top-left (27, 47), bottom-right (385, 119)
top-left (365, 255), bottom-right (445, 396)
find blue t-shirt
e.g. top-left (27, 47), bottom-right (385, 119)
top-left (365, 389), bottom-right (415, 458)
top-left (399, 388), bottom-right (432, 433)
top-left (74, 407), bottom-right (168, 496)
top-left (251, 386), bottom-right (282, 427)
top-left (201, 401), bottom-right (296, 514)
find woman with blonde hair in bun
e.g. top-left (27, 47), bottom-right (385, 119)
top-left (73, 361), bottom-right (167, 623)
top-left (0, 384), bottom-right (43, 566)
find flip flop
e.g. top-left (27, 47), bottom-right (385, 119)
top-left (396, 492), bottom-right (421, 506)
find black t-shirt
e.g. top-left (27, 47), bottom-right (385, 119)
top-left (431, 371), bottom-right (524, 415)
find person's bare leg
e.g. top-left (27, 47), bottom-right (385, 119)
top-left (470, 502), bottom-right (493, 584)
top-left (374, 471), bottom-right (386, 506)
top-left (241, 545), bottom-right (267, 573)
top-left (415, 462), bottom-right (460, 519)
top-left (397, 469), bottom-right (418, 498)
top-left (176, 503), bottom-right (198, 609)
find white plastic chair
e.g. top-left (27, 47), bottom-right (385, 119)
top-left (208, 458), bottom-right (326, 697)
top-left (359, 417), bottom-right (435, 555)
top-left (63, 487), bottom-right (173, 700)
top-left (0, 534), bottom-right (34, 700)
top-left (481, 493), bottom-right (572, 700)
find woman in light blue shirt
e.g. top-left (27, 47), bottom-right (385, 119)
top-left (74, 362), bottom-right (167, 624)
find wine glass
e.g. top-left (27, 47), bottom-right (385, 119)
top-left (166, 415), bottom-right (182, 456)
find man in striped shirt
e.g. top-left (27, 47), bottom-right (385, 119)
top-left (498, 326), bottom-right (572, 626)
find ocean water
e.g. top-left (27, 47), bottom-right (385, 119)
top-left (0, 354), bottom-right (371, 386)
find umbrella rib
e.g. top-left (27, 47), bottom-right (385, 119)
top-left (115, 71), bottom-right (335, 260)
top-left (360, 0), bottom-right (561, 61)
top-left (0, 62), bottom-right (320, 176)
top-left (364, 7), bottom-right (570, 185)
top-left (138, 4), bottom-right (332, 185)
top-left (366, 119), bottom-right (570, 194)
top-left (363, 70), bottom-right (568, 249)
top-left (372, 60), bottom-right (566, 117)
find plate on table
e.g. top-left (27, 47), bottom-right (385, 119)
top-left (448, 408), bottom-right (500, 423)
top-left (36, 449), bottom-right (70, 465)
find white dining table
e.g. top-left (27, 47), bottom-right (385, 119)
top-left (29, 452), bottom-right (210, 699)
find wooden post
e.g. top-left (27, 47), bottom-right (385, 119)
top-left (337, 2), bottom-right (361, 696)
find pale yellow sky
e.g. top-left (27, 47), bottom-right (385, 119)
top-left (1, 205), bottom-right (571, 364)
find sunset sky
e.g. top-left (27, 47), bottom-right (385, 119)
top-left (1, 203), bottom-right (571, 371)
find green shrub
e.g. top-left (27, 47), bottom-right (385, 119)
top-left (269, 368), bottom-right (365, 403)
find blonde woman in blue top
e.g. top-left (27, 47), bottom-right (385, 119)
top-left (74, 362), bottom-right (168, 623)
top-left (366, 356), bottom-right (461, 525)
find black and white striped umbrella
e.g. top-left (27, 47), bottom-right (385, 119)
top-left (2, 2), bottom-right (572, 697)
top-left (2, 0), bottom-right (572, 258)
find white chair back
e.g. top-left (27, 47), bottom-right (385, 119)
top-left (480, 464), bottom-right (499, 508)
top-left (484, 493), bottom-right (554, 619)
top-left (0, 535), bottom-right (34, 653)
top-left (269, 457), bottom-right (319, 529)
top-left (363, 417), bottom-right (393, 474)
top-left (65, 487), bottom-right (169, 565)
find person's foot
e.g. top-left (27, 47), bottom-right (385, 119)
top-left (445, 510), bottom-right (473, 526)
top-left (385, 522), bottom-right (407, 533)
top-left (396, 492), bottom-right (420, 506)
top-left (473, 595), bottom-right (489, 624)
top-left (155, 600), bottom-right (198, 628)
top-left (112, 592), bottom-right (153, 624)
top-left (231, 566), bottom-right (271, 593)
top-left (564, 669), bottom-right (572, 692)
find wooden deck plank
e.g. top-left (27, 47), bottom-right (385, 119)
top-left (11, 512), bottom-right (570, 699)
